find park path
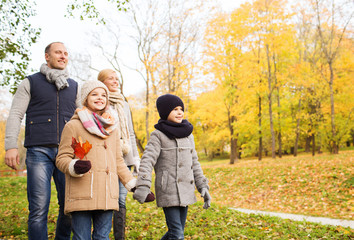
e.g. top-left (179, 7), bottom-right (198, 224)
top-left (230, 208), bottom-right (353, 229)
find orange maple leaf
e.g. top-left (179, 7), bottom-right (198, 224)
top-left (71, 137), bottom-right (92, 160)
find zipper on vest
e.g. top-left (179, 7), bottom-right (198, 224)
top-left (57, 91), bottom-right (59, 144)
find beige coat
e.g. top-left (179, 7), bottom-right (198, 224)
top-left (56, 113), bottom-right (135, 214)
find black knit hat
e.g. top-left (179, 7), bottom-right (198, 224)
top-left (156, 94), bottom-right (184, 120)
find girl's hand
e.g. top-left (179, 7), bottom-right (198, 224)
top-left (74, 160), bottom-right (91, 174)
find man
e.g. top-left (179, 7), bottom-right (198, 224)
top-left (5, 42), bottom-right (79, 240)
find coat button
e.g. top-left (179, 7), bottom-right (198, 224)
top-left (190, 180), bottom-right (194, 184)
top-left (179, 148), bottom-right (182, 152)
top-left (178, 179), bottom-right (181, 183)
top-left (190, 149), bottom-right (193, 153)
top-left (178, 164), bottom-right (182, 168)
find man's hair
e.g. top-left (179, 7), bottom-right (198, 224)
top-left (45, 42), bottom-right (64, 54)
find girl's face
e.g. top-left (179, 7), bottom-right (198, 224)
top-left (103, 72), bottom-right (119, 92)
top-left (167, 106), bottom-right (184, 123)
top-left (86, 88), bottom-right (107, 113)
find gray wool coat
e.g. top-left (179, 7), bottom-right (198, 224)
top-left (133, 129), bottom-right (209, 207)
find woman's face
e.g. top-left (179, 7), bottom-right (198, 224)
top-left (103, 72), bottom-right (119, 92)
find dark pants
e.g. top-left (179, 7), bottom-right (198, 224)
top-left (161, 206), bottom-right (188, 240)
top-left (26, 146), bottom-right (71, 240)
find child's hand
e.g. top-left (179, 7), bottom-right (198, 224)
top-left (74, 160), bottom-right (91, 174)
top-left (145, 192), bottom-right (155, 202)
top-left (133, 186), bottom-right (152, 204)
top-left (201, 188), bottom-right (211, 209)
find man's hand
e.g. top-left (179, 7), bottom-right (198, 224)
top-left (5, 149), bottom-right (20, 170)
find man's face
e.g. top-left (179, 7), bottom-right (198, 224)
top-left (45, 43), bottom-right (68, 70)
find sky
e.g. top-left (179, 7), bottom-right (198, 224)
top-left (2, 0), bottom-right (247, 114)
top-left (26, 0), bottom-right (247, 94)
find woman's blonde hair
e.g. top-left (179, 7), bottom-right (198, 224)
top-left (97, 69), bottom-right (116, 82)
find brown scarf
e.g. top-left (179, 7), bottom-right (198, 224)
top-left (109, 91), bottom-right (131, 155)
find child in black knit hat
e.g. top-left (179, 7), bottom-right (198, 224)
top-left (133, 93), bottom-right (211, 240)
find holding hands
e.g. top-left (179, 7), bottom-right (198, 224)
top-left (133, 186), bottom-right (155, 203)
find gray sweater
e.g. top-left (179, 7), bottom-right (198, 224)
top-left (134, 130), bottom-right (209, 207)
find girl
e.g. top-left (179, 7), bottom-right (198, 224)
top-left (133, 94), bottom-right (211, 240)
top-left (56, 80), bottom-right (136, 240)
top-left (97, 69), bottom-right (141, 240)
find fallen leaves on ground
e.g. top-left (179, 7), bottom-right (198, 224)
top-left (203, 151), bottom-right (353, 220)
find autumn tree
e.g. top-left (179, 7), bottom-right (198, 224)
top-left (65, 0), bottom-right (129, 24)
top-left (311, 0), bottom-right (353, 153)
top-left (203, 10), bottom-right (248, 163)
top-left (190, 87), bottom-right (229, 160)
top-left (127, 0), bottom-right (209, 142)
top-left (0, 0), bottom-right (41, 93)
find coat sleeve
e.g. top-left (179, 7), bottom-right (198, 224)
top-left (56, 122), bottom-right (76, 174)
top-left (190, 134), bottom-right (209, 192)
top-left (115, 130), bottom-right (135, 190)
top-left (125, 102), bottom-right (140, 161)
top-left (136, 131), bottom-right (162, 189)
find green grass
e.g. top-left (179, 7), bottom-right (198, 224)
top-left (0, 151), bottom-right (353, 239)
top-left (204, 151), bottom-right (354, 220)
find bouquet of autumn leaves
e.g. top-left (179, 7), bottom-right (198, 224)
top-left (71, 136), bottom-right (92, 175)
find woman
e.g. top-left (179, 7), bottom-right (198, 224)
top-left (98, 69), bottom-right (141, 240)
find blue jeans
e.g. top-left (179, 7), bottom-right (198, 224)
top-left (118, 166), bottom-right (131, 208)
top-left (161, 206), bottom-right (188, 240)
top-left (71, 210), bottom-right (113, 240)
top-left (26, 146), bottom-right (71, 240)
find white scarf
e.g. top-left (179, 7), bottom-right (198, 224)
top-left (40, 63), bottom-right (69, 90)
top-left (109, 90), bottom-right (131, 155)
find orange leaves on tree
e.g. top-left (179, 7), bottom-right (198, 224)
top-left (71, 137), bottom-right (92, 160)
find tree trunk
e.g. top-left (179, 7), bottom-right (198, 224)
top-left (305, 136), bottom-right (311, 152)
top-left (329, 63), bottom-right (338, 154)
top-left (312, 134), bottom-right (315, 156)
top-left (273, 54), bottom-right (282, 158)
top-left (266, 45), bottom-right (276, 159)
top-left (258, 96), bottom-right (262, 161)
top-left (317, 133), bottom-right (322, 154)
top-left (136, 138), bottom-right (144, 154)
top-left (229, 115), bottom-right (238, 164)
top-left (294, 99), bottom-right (301, 157)
top-left (230, 137), bottom-right (238, 164)
top-left (277, 132), bottom-right (282, 158)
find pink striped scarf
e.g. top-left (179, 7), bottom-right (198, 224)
top-left (77, 107), bottom-right (117, 139)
